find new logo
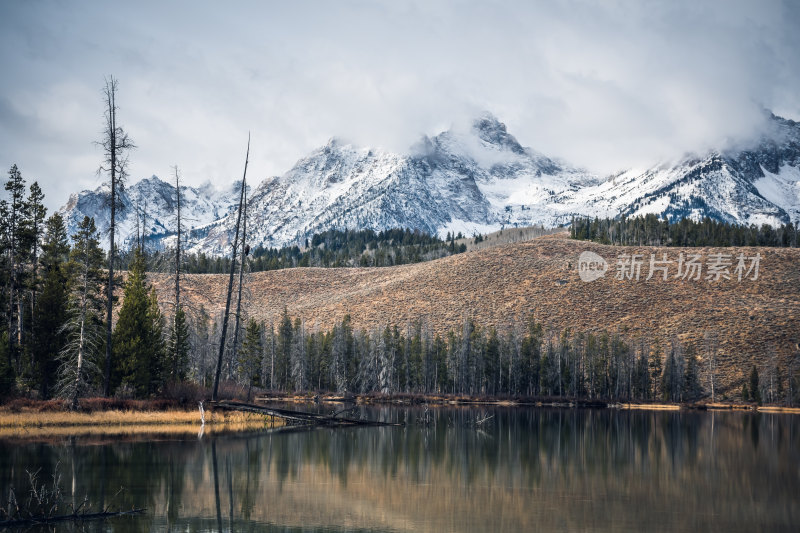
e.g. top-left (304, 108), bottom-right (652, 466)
top-left (578, 251), bottom-right (608, 282)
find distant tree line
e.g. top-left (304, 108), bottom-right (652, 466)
top-left (571, 214), bottom-right (799, 247)
top-left (119, 228), bottom-right (468, 274)
top-left (223, 313), bottom-right (799, 406)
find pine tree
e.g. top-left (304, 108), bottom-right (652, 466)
top-left (682, 349), bottom-right (702, 402)
top-left (379, 325), bottom-right (395, 394)
top-left (290, 317), bottom-right (306, 392)
top-left (58, 216), bottom-right (105, 409)
top-left (239, 318), bottom-right (263, 400)
top-left (649, 340), bottom-right (663, 400)
top-left (661, 339), bottom-right (685, 402)
top-left (749, 365), bottom-right (761, 405)
top-left (0, 332), bottom-right (13, 395)
top-left (166, 306), bottom-right (190, 382)
top-left (661, 350), bottom-right (675, 401)
top-left (276, 309), bottom-right (292, 390)
top-left (25, 182), bottom-right (47, 345)
top-left (409, 322), bottom-right (424, 393)
top-left (29, 214), bottom-right (69, 398)
top-left (148, 286), bottom-right (166, 392)
top-left (485, 327), bottom-right (500, 395)
top-left (3, 164), bottom-right (32, 372)
top-left (112, 250), bottom-right (164, 397)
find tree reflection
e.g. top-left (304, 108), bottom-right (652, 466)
top-left (0, 409), bottom-right (797, 532)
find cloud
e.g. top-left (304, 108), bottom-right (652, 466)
top-left (0, 0), bottom-right (798, 211)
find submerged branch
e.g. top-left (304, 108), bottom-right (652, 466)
top-left (0, 508), bottom-right (145, 528)
top-left (210, 401), bottom-right (403, 427)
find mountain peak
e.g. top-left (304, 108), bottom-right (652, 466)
top-left (472, 112), bottom-right (503, 130)
top-left (471, 113), bottom-right (525, 154)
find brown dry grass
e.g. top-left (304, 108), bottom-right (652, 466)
top-left (620, 403), bottom-right (682, 411)
top-left (0, 407), bottom-right (282, 440)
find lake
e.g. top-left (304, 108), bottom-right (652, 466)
top-left (1, 406), bottom-right (798, 532)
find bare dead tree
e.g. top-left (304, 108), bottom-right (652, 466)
top-left (133, 197), bottom-right (141, 252)
top-left (174, 167), bottom-right (181, 312)
top-left (704, 330), bottom-right (718, 402)
top-left (231, 180), bottom-right (248, 372)
top-left (212, 134), bottom-right (249, 401)
top-left (140, 198), bottom-right (148, 254)
top-left (57, 217), bottom-right (104, 409)
top-left (173, 166), bottom-right (183, 378)
top-left (97, 76), bottom-right (134, 397)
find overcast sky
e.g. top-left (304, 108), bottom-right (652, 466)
top-left (1, 0), bottom-right (799, 212)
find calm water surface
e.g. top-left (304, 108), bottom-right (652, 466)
top-left (1, 406), bottom-right (798, 532)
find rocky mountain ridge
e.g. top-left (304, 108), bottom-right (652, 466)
top-left (59, 112), bottom-right (800, 255)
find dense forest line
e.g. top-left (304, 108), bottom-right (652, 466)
top-left (2, 164), bottom-right (799, 406)
top-left (119, 228), bottom-right (468, 274)
top-left (571, 214), bottom-right (799, 247)
top-left (219, 313), bottom-right (798, 406)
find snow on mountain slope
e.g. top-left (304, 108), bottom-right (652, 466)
top-left (568, 155), bottom-right (784, 226)
top-left (186, 114), bottom-right (600, 255)
top-left (58, 112), bottom-right (800, 256)
top-left (754, 164), bottom-right (800, 221)
top-left (566, 113), bottom-right (800, 227)
top-left (58, 176), bottom-right (242, 250)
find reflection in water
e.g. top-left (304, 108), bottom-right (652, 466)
top-left (0, 407), bottom-right (798, 532)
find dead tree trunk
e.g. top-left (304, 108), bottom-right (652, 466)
top-left (174, 166), bottom-right (182, 378)
top-left (212, 134), bottom-right (249, 401)
top-left (231, 182), bottom-right (248, 376)
top-left (99, 76), bottom-right (134, 397)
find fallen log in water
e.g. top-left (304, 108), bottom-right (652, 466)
top-left (210, 401), bottom-right (404, 427)
top-left (0, 508), bottom-right (145, 528)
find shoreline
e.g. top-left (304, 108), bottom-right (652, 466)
top-left (1, 392), bottom-right (798, 441)
top-left (258, 392), bottom-right (800, 414)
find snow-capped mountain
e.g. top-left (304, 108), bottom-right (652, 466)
top-left (190, 114), bottom-right (600, 255)
top-left (58, 177), bottom-right (244, 250)
top-left (571, 113), bottom-right (800, 227)
top-left (58, 112), bottom-right (800, 256)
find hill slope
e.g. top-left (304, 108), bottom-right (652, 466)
top-left (151, 234), bottom-right (800, 396)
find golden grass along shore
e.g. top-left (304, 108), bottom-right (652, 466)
top-left (0, 407), bottom-right (283, 440)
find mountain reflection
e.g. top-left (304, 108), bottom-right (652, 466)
top-left (1, 407), bottom-right (798, 532)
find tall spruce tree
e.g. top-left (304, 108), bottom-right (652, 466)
top-left (749, 365), bottom-right (761, 405)
top-left (276, 309), bottom-right (292, 390)
top-left (239, 318), bottom-right (262, 400)
top-left (148, 286), bottom-right (166, 391)
top-left (682, 349), bottom-right (702, 402)
top-left (3, 164), bottom-right (32, 372)
top-left (649, 340), bottom-right (663, 400)
top-left (166, 307), bottom-right (190, 382)
top-left (29, 214), bottom-right (69, 398)
top-left (26, 182), bottom-right (47, 326)
top-left (112, 249), bottom-right (164, 397)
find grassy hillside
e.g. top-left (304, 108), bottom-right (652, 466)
top-left (151, 234), bottom-right (800, 396)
